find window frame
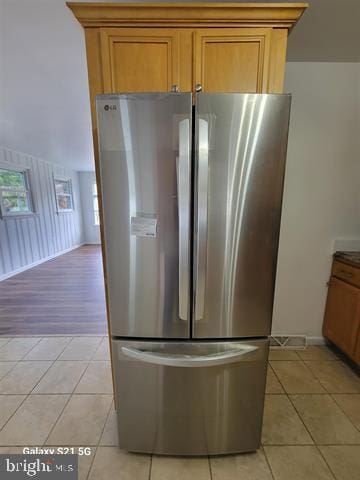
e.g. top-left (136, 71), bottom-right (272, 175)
top-left (0, 164), bottom-right (34, 217)
top-left (93, 181), bottom-right (100, 226)
top-left (53, 175), bottom-right (74, 213)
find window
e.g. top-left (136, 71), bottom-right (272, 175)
top-left (0, 167), bottom-right (33, 215)
top-left (54, 177), bottom-right (74, 212)
top-left (93, 182), bottom-right (99, 225)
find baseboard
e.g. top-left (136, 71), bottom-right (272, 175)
top-left (0, 243), bottom-right (85, 282)
top-left (83, 242), bottom-right (101, 245)
top-left (307, 336), bottom-right (326, 345)
top-left (270, 334), bottom-right (326, 347)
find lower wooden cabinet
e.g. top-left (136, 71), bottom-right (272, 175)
top-left (323, 260), bottom-right (360, 364)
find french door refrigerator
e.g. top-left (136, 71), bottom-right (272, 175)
top-left (96, 92), bottom-right (291, 455)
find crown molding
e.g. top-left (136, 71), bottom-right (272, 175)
top-left (67, 2), bottom-right (308, 30)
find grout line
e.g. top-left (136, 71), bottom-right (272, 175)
top-left (85, 400), bottom-right (115, 478)
top-left (0, 394), bottom-right (28, 437)
top-left (0, 356), bottom-right (57, 437)
top-left (21, 337), bottom-right (74, 362)
top-left (148, 454), bottom-right (152, 480)
top-left (85, 445), bottom-right (98, 480)
top-left (262, 446), bottom-right (276, 480)
top-left (314, 445), bottom-right (337, 480)
top-left (18, 337), bottom-right (43, 360)
top-left (91, 337), bottom-right (106, 361)
top-left (268, 362), bottom-right (287, 393)
top-left (41, 366), bottom-right (92, 447)
top-left (286, 393), bottom-right (318, 445)
top-left (331, 393), bottom-right (360, 433)
top-left (207, 455), bottom-right (212, 480)
top-left (0, 338), bottom-right (12, 350)
top-left (0, 337), bottom-right (43, 362)
top-left (0, 361), bottom-right (19, 381)
top-left (97, 397), bottom-right (113, 448)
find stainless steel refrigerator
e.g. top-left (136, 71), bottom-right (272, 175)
top-left (96, 92), bottom-right (291, 455)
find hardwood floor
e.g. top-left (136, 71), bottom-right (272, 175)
top-left (0, 245), bottom-right (107, 335)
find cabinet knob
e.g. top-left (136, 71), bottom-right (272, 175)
top-left (171, 84), bottom-right (179, 93)
top-left (195, 83), bottom-right (202, 92)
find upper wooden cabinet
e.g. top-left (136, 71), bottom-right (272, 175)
top-left (100, 27), bottom-right (181, 92)
top-left (68, 3), bottom-right (307, 100)
top-left (194, 28), bottom-right (272, 93)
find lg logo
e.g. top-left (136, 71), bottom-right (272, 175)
top-left (104, 104), bottom-right (117, 111)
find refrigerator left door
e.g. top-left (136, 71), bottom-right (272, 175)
top-left (96, 93), bottom-right (192, 338)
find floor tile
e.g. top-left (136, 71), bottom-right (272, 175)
top-left (290, 394), bottom-right (360, 444)
top-left (53, 446), bottom-right (96, 480)
top-left (0, 395), bottom-right (25, 429)
top-left (46, 394), bottom-right (112, 446)
top-left (264, 446), bottom-right (334, 480)
top-left (93, 337), bottom-right (111, 361)
top-left (269, 349), bottom-right (300, 361)
top-left (297, 346), bottom-right (337, 361)
top-left (0, 395), bottom-right (68, 445)
top-left (88, 447), bottom-right (150, 480)
top-left (0, 361), bottom-right (52, 394)
top-left (305, 361), bottom-right (360, 393)
top-left (151, 456), bottom-right (210, 480)
top-left (270, 361), bottom-right (325, 394)
top-left (23, 337), bottom-right (72, 360)
top-left (0, 338), bottom-right (12, 349)
top-left (261, 395), bottom-right (313, 445)
top-left (58, 337), bottom-right (102, 361)
top-left (319, 446), bottom-right (360, 480)
top-left (33, 361), bottom-right (88, 394)
top-left (266, 365), bottom-right (284, 394)
top-left (332, 394), bottom-right (360, 430)
top-left (74, 361), bottom-right (112, 394)
top-left (100, 404), bottom-right (119, 446)
top-left (0, 362), bottom-right (16, 381)
top-left (78, 447), bottom-right (96, 480)
top-left (0, 338), bottom-right (41, 361)
top-left (211, 448), bottom-right (272, 480)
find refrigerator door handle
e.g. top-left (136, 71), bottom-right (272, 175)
top-left (195, 118), bottom-right (209, 321)
top-left (178, 119), bottom-right (191, 321)
top-left (121, 344), bottom-right (258, 368)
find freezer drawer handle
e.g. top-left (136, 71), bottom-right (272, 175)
top-left (177, 119), bottom-right (191, 321)
top-left (121, 344), bottom-right (258, 367)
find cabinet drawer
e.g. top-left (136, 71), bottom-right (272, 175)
top-left (332, 261), bottom-right (360, 288)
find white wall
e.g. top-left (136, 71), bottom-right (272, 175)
top-left (272, 62), bottom-right (360, 341)
top-left (0, 146), bottom-right (84, 279)
top-left (79, 172), bottom-right (101, 244)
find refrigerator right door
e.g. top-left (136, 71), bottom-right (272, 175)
top-left (193, 94), bottom-right (291, 338)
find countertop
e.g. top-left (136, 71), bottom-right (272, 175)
top-left (334, 251), bottom-right (360, 267)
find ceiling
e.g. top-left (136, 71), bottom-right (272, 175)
top-left (0, 0), bottom-right (359, 171)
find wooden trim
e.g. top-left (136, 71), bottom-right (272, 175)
top-left (67, 3), bottom-right (308, 30)
top-left (83, 28), bottom-right (116, 398)
top-left (267, 28), bottom-right (288, 93)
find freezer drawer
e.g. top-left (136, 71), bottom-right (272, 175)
top-left (111, 338), bottom-right (269, 455)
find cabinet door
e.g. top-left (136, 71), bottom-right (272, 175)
top-left (323, 277), bottom-right (360, 358)
top-left (100, 28), bottom-right (180, 93)
top-left (194, 28), bottom-right (272, 93)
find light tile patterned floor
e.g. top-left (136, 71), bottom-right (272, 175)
top-left (0, 338), bottom-right (359, 479)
